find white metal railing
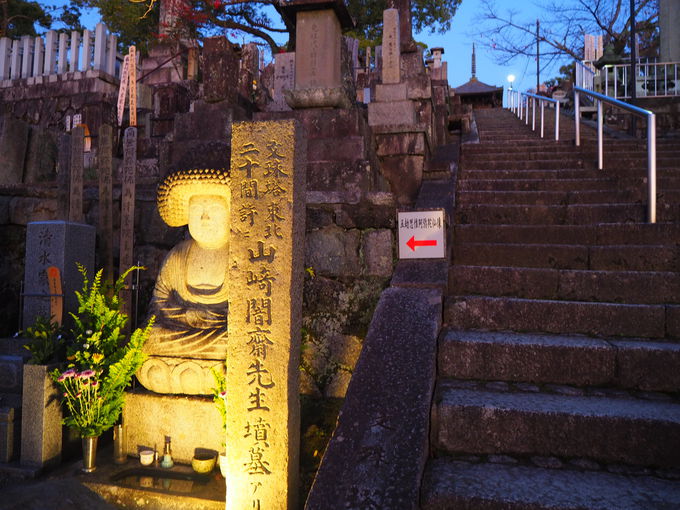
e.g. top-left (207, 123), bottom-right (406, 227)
top-left (575, 60), bottom-right (596, 91)
top-left (574, 85), bottom-right (657, 223)
top-left (581, 59), bottom-right (679, 99)
top-left (0, 23), bottom-right (120, 84)
top-left (507, 89), bottom-right (560, 141)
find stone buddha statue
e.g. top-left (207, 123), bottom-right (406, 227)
top-left (137, 168), bottom-right (231, 395)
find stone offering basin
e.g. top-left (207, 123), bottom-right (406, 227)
top-left (110, 467), bottom-right (212, 495)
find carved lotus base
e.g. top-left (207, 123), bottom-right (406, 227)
top-left (136, 356), bottom-right (225, 395)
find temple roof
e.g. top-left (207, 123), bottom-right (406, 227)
top-left (453, 77), bottom-right (503, 96)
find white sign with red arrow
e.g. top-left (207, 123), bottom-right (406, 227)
top-left (398, 209), bottom-right (446, 259)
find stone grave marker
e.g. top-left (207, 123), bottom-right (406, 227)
top-left (271, 52), bottom-right (295, 111)
top-left (98, 124), bottom-right (114, 282)
top-left (56, 133), bottom-right (71, 219)
top-left (203, 37), bottom-right (239, 104)
top-left (119, 127), bottom-right (136, 319)
top-left (295, 9), bottom-right (342, 90)
top-left (382, 8), bottom-right (401, 84)
top-left (22, 221), bottom-right (95, 329)
top-left (68, 126), bottom-right (84, 223)
top-left (226, 119), bottom-right (306, 510)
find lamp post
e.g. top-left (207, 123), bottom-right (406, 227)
top-left (507, 74), bottom-right (516, 110)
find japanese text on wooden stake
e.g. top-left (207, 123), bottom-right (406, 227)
top-left (119, 127), bottom-right (137, 320)
top-left (129, 46), bottom-right (137, 127)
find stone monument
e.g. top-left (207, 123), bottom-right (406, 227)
top-left (225, 119), bottom-right (306, 510)
top-left (278, 0), bottom-right (355, 109)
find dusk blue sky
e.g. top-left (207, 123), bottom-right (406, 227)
top-left (43, 0), bottom-right (560, 95)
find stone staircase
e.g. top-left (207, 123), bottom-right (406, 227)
top-left (421, 108), bottom-right (680, 509)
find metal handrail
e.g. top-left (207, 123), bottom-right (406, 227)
top-left (507, 90), bottom-right (560, 141)
top-left (574, 85), bottom-right (657, 223)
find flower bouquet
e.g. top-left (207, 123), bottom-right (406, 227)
top-left (51, 265), bottom-right (154, 471)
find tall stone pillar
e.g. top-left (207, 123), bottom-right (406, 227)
top-left (226, 119), bottom-right (306, 510)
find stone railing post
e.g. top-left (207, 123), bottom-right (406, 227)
top-left (70, 31), bottom-right (80, 72)
top-left (10, 40), bottom-right (21, 79)
top-left (82, 29), bottom-right (92, 70)
top-left (21, 35), bottom-right (32, 78)
top-left (93, 23), bottom-right (107, 71)
top-left (0, 38), bottom-right (11, 79)
top-left (106, 33), bottom-right (117, 75)
top-left (43, 30), bottom-right (56, 75)
top-left (32, 37), bottom-right (43, 77)
top-left (57, 32), bottom-right (68, 74)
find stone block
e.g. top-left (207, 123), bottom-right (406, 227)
top-left (0, 115), bottom-right (29, 185)
top-left (122, 390), bottom-right (223, 464)
top-left (9, 197), bottom-right (58, 226)
top-left (24, 127), bottom-right (57, 183)
top-left (22, 221), bottom-right (95, 329)
top-left (306, 160), bottom-right (371, 195)
top-left (173, 103), bottom-right (233, 142)
top-left (379, 155), bottom-right (424, 207)
top-left (271, 52), bottom-right (295, 111)
top-left (335, 195), bottom-right (396, 230)
top-left (375, 131), bottom-right (426, 156)
top-left (307, 136), bottom-right (365, 162)
top-left (20, 363), bottom-right (62, 469)
top-left (375, 83), bottom-right (407, 102)
top-left (0, 355), bottom-right (23, 394)
top-left (295, 10), bottom-right (342, 90)
top-left (0, 407), bottom-right (15, 463)
top-left (405, 75), bottom-right (432, 99)
top-left (612, 340), bottom-right (680, 392)
top-left (392, 259), bottom-right (449, 290)
top-left (368, 100), bottom-right (416, 126)
top-left (305, 225), bottom-right (360, 278)
top-left (362, 229), bottom-right (394, 277)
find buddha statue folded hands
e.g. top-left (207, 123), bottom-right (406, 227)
top-left (137, 169), bottom-right (232, 395)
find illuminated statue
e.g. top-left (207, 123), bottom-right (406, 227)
top-left (137, 169), bottom-right (231, 395)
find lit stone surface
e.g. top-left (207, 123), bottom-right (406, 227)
top-left (226, 120), bottom-right (306, 510)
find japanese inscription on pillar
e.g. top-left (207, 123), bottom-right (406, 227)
top-left (226, 120), bottom-right (306, 510)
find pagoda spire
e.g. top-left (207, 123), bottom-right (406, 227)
top-left (471, 43), bottom-right (477, 80)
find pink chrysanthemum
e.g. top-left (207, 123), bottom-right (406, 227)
top-left (78, 369), bottom-right (96, 379)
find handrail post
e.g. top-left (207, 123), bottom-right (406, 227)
top-left (555, 101), bottom-right (560, 141)
top-left (526, 96), bottom-right (529, 125)
top-left (540, 101), bottom-right (545, 138)
top-left (648, 113), bottom-right (657, 223)
top-left (575, 88), bottom-right (581, 146)
top-left (597, 99), bottom-right (603, 170)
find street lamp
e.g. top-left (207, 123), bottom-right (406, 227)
top-left (507, 74), bottom-right (516, 110)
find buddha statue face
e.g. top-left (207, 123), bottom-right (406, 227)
top-left (188, 194), bottom-right (230, 249)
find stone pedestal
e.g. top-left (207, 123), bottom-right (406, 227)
top-left (22, 221), bottom-right (95, 329)
top-left (20, 363), bottom-right (62, 470)
top-left (140, 43), bottom-right (186, 85)
top-left (122, 389), bottom-right (223, 464)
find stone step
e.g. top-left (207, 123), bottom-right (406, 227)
top-left (456, 189), bottom-right (647, 205)
top-left (453, 242), bottom-right (679, 271)
top-left (453, 223), bottom-right (680, 245)
top-left (444, 295), bottom-right (679, 339)
top-left (432, 386), bottom-right (680, 466)
top-left (438, 330), bottom-right (680, 391)
top-left (449, 265), bottom-right (680, 304)
top-left (463, 159), bottom-right (588, 171)
top-left (421, 459), bottom-right (680, 510)
top-left (459, 177), bottom-right (619, 192)
top-left (455, 203), bottom-right (647, 225)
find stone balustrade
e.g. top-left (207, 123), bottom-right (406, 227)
top-left (0, 23), bottom-right (120, 86)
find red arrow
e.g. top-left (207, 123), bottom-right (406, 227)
top-left (406, 236), bottom-right (438, 251)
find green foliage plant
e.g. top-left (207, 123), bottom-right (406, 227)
top-left (210, 366), bottom-right (227, 446)
top-left (51, 265), bottom-right (154, 437)
top-left (21, 315), bottom-right (66, 365)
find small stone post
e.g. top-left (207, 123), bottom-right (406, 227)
top-left (226, 119), bottom-right (306, 510)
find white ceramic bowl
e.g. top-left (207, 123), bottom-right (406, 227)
top-left (139, 449), bottom-right (154, 466)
